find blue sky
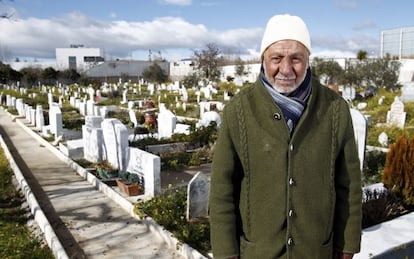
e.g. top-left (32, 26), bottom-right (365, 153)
top-left (0, 0), bottom-right (413, 62)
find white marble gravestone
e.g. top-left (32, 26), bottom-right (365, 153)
top-left (157, 108), bottom-right (177, 139)
top-left (186, 172), bottom-right (210, 221)
top-left (102, 118), bottom-right (129, 171)
top-left (378, 132), bottom-right (389, 147)
top-left (82, 116), bottom-right (104, 163)
top-left (386, 97), bottom-right (406, 128)
top-left (49, 102), bottom-right (63, 138)
top-left (126, 147), bottom-right (161, 197)
top-left (350, 108), bottom-right (367, 171)
top-left (129, 109), bottom-right (138, 127)
top-left (197, 111), bottom-right (221, 128)
top-left (35, 105), bottom-right (45, 130)
top-left (342, 86), bottom-right (356, 101)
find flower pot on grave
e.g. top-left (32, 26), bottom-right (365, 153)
top-left (116, 179), bottom-right (142, 196)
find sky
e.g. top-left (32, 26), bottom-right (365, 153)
top-left (0, 0), bottom-right (413, 62)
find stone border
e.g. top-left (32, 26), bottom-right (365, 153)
top-left (0, 135), bottom-right (69, 259)
top-left (12, 115), bottom-right (209, 259)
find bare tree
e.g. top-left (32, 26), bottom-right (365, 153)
top-left (193, 43), bottom-right (223, 83)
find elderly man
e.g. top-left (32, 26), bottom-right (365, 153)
top-left (209, 14), bottom-right (362, 259)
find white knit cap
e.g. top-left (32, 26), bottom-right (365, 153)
top-left (260, 14), bottom-right (311, 57)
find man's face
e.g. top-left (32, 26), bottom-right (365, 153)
top-left (262, 40), bottom-right (309, 94)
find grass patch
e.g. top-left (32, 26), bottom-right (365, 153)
top-left (0, 147), bottom-right (54, 259)
top-left (134, 186), bottom-right (211, 255)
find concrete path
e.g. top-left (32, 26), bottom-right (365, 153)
top-left (0, 108), bottom-right (185, 259)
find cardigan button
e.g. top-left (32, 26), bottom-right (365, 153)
top-left (273, 113), bottom-right (282, 120)
top-left (289, 178), bottom-right (295, 186)
top-left (288, 209), bottom-right (294, 217)
top-left (287, 237), bottom-right (294, 246)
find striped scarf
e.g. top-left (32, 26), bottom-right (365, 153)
top-left (260, 67), bottom-right (312, 134)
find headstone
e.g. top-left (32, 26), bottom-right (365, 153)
top-left (186, 172), bottom-right (210, 221)
top-left (15, 98), bottom-right (24, 116)
top-left (88, 87), bottom-right (95, 101)
top-left (48, 92), bottom-right (53, 105)
top-left (148, 84), bottom-right (155, 95)
top-left (82, 116), bottom-right (104, 163)
top-left (126, 147), bottom-right (161, 197)
top-left (157, 108), bottom-right (177, 139)
top-left (49, 102), bottom-right (63, 138)
top-left (127, 101), bottom-right (134, 110)
top-left (129, 109), bottom-right (138, 127)
top-left (342, 86), bottom-right (356, 102)
top-left (102, 118), bottom-right (129, 171)
top-left (96, 89), bottom-right (101, 102)
top-left (6, 95), bottom-right (12, 108)
top-left (386, 97), bottom-right (406, 128)
top-left (181, 86), bottom-right (188, 102)
top-left (35, 105), bottom-right (45, 130)
top-left (29, 107), bottom-right (36, 126)
top-left (378, 96), bottom-right (385, 105)
top-left (86, 100), bottom-right (95, 116)
top-left (357, 102), bottom-right (367, 110)
top-left (350, 108), bottom-right (367, 171)
top-left (121, 89), bottom-right (127, 104)
top-left (378, 132), bottom-right (388, 147)
top-left (197, 111), bottom-right (221, 128)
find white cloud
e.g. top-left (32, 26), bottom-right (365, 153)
top-left (0, 11), bottom-right (379, 62)
top-left (159, 0), bottom-right (192, 6)
top-left (0, 12), bottom-right (262, 61)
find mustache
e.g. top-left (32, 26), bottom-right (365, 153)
top-left (274, 74), bottom-right (296, 80)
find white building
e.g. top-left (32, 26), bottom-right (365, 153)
top-left (220, 63), bottom-right (261, 85)
top-left (169, 58), bottom-right (196, 81)
top-left (380, 27), bottom-right (414, 59)
top-left (55, 45), bottom-right (104, 71)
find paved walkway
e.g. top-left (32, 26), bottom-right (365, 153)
top-left (0, 108), bottom-right (186, 259)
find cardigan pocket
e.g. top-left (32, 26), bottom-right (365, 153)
top-left (320, 232), bottom-right (333, 258)
top-left (240, 235), bottom-right (256, 258)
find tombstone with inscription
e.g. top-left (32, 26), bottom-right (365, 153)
top-left (386, 97), bottom-right (406, 128)
top-left (186, 172), bottom-right (210, 221)
top-left (126, 147), bottom-right (161, 197)
top-left (350, 109), bottom-right (367, 171)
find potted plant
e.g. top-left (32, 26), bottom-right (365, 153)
top-left (95, 160), bottom-right (118, 185)
top-left (116, 171), bottom-right (143, 196)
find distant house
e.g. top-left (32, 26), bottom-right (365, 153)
top-left (85, 60), bottom-right (170, 83)
top-left (56, 45), bottom-right (105, 71)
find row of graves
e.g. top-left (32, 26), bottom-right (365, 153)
top-left (2, 80), bottom-right (413, 222)
top-left (340, 83), bottom-right (414, 148)
top-left (0, 80), bottom-right (224, 221)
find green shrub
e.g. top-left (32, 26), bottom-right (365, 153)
top-left (362, 150), bottom-right (386, 186)
top-left (135, 187), bottom-right (211, 255)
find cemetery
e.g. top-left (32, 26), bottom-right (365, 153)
top-left (1, 63), bottom-right (414, 257)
